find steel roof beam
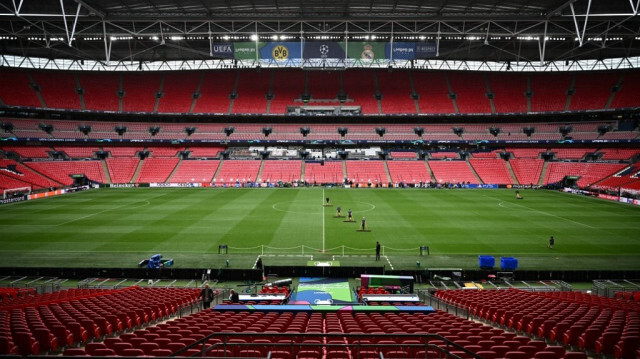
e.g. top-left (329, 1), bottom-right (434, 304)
top-left (74, 0), bottom-right (104, 19)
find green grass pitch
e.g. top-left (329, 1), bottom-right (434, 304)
top-left (1, 188), bottom-right (639, 270)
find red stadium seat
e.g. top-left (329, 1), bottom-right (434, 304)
top-left (563, 352), bottom-right (587, 359)
top-left (63, 348), bottom-right (87, 356)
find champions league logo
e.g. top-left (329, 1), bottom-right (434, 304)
top-left (319, 44), bottom-right (329, 59)
top-left (361, 44), bottom-right (374, 60)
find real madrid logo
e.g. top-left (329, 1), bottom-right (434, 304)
top-left (361, 44), bottom-right (374, 60)
top-left (273, 45), bottom-right (289, 61)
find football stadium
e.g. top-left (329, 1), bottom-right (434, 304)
top-left (1, 0), bottom-right (640, 358)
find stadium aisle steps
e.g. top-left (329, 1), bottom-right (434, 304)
top-left (74, 74), bottom-right (86, 111)
top-left (424, 160), bottom-right (436, 182)
top-left (382, 160), bottom-right (392, 184)
top-left (101, 160), bottom-right (112, 184)
top-left (165, 159), bottom-right (183, 183)
top-left (446, 73), bottom-right (461, 114)
top-left (130, 159), bottom-right (145, 183)
top-left (466, 160), bottom-right (484, 184)
top-left (505, 161), bottom-right (520, 184)
top-left (227, 71), bottom-right (240, 114)
top-left (538, 161), bottom-right (549, 186)
top-left (408, 71), bottom-right (420, 113)
top-left (563, 74), bottom-right (576, 111)
top-left (211, 158), bottom-right (224, 182)
top-left (188, 73), bottom-right (204, 114)
top-left (25, 72), bottom-right (48, 108)
top-left (152, 74), bottom-right (166, 113)
top-left (256, 160), bottom-right (265, 182)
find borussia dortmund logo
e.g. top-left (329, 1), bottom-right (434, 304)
top-left (273, 45), bottom-right (289, 61)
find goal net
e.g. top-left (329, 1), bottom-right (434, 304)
top-left (3, 186), bottom-right (31, 199)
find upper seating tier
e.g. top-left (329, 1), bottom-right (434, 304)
top-left (0, 70), bottom-right (42, 107)
top-left (2, 69), bottom-right (639, 114)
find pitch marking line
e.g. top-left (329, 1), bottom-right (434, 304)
top-left (261, 254), bottom-right (313, 259)
top-left (332, 254), bottom-right (392, 268)
top-left (253, 255), bottom-right (261, 269)
top-left (493, 197), bottom-right (595, 229)
top-left (384, 255), bottom-right (393, 270)
top-left (56, 200), bottom-right (151, 226)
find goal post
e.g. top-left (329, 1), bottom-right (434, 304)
top-left (3, 186), bottom-right (31, 199)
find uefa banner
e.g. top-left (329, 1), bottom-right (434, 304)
top-left (386, 42), bottom-right (437, 59)
top-left (209, 41), bottom-right (437, 60)
top-left (234, 42), bottom-right (260, 60)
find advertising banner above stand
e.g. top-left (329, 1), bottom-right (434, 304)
top-left (208, 41), bottom-right (437, 61)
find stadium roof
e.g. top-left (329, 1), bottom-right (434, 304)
top-left (0, 0), bottom-right (639, 67)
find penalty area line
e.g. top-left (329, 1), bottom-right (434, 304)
top-left (384, 256), bottom-right (393, 270)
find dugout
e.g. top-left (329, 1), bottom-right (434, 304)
top-left (69, 174), bottom-right (89, 187)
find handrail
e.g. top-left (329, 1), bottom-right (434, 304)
top-left (417, 289), bottom-right (470, 319)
